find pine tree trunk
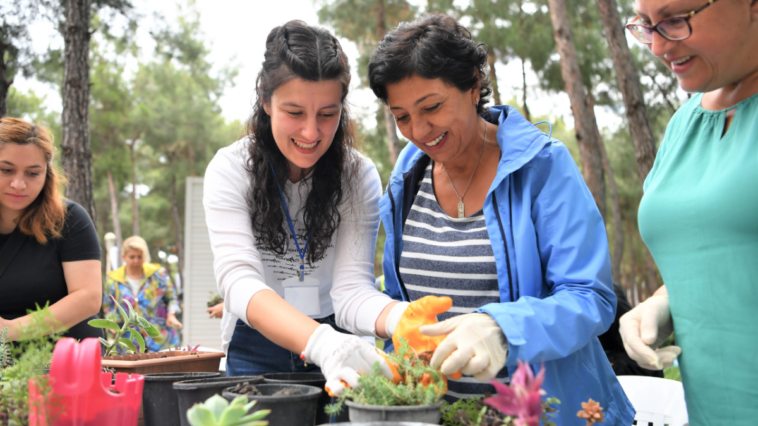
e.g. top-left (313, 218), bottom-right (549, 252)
top-left (129, 141), bottom-right (139, 236)
top-left (171, 173), bottom-right (185, 291)
top-left (107, 169), bottom-right (123, 249)
top-left (626, 222), bottom-right (638, 305)
top-left (547, 0), bottom-right (606, 216)
top-left (61, 0), bottom-right (96, 221)
top-left (488, 54), bottom-right (502, 106)
top-left (645, 248), bottom-right (659, 297)
top-left (595, 0), bottom-right (657, 183)
top-left (376, 0), bottom-right (402, 166)
top-left (0, 41), bottom-right (11, 118)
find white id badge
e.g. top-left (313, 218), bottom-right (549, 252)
top-left (282, 275), bottom-right (321, 316)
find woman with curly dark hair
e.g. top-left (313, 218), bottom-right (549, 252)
top-left (203, 20), bottom-right (400, 394)
top-left (368, 14), bottom-right (634, 424)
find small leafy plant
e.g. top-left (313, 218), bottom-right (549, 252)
top-left (325, 338), bottom-right (446, 415)
top-left (207, 292), bottom-right (224, 308)
top-left (1, 327), bottom-right (12, 371)
top-left (0, 306), bottom-right (63, 426)
top-left (88, 296), bottom-right (161, 356)
top-left (186, 394), bottom-right (269, 426)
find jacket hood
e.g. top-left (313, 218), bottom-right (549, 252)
top-left (390, 105), bottom-right (553, 191)
top-left (107, 263), bottom-right (162, 282)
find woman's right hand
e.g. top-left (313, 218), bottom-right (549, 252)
top-left (303, 324), bottom-right (394, 396)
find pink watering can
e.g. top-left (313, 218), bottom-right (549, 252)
top-left (28, 338), bottom-right (144, 426)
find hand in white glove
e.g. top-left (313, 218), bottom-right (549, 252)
top-left (619, 295), bottom-right (681, 370)
top-left (303, 324), bottom-right (394, 396)
top-left (420, 313), bottom-right (507, 382)
top-left (384, 301), bottom-right (410, 337)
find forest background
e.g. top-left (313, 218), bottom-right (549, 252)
top-left (2, 0), bottom-right (686, 307)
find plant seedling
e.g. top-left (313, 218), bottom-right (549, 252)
top-left (325, 338), bottom-right (446, 415)
top-left (88, 295), bottom-right (161, 356)
top-left (186, 394), bottom-right (270, 426)
top-left (207, 292), bottom-right (224, 308)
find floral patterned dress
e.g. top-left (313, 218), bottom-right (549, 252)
top-left (104, 263), bottom-right (182, 352)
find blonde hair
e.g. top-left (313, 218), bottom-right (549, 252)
top-left (0, 117), bottom-right (68, 244)
top-left (122, 235), bottom-right (151, 264)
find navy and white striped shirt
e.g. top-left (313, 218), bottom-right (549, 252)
top-left (399, 162), bottom-right (509, 401)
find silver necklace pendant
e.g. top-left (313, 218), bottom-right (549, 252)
top-left (458, 201), bottom-right (465, 218)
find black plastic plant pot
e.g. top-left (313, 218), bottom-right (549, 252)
top-left (262, 372), bottom-right (348, 424)
top-left (222, 383), bottom-right (322, 426)
top-left (142, 371), bottom-right (220, 426)
top-left (344, 400), bottom-right (445, 423)
top-left (173, 375), bottom-right (264, 426)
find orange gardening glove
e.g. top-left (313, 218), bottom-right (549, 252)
top-left (392, 295), bottom-right (462, 380)
top-left (378, 351), bottom-right (403, 384)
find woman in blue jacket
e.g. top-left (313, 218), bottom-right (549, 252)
top-left (367, 14), bottom-right (634, 425)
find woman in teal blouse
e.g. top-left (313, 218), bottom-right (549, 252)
top-left (620, 0), bottom-right (758, 424)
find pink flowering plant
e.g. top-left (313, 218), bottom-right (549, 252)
top-left (441, 361), bottom-right (559, 426)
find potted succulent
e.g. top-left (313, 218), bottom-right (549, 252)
top-left (207, 293), bottom-right (224, 309)
top-left (222, 382), bottom-right (322, 426)
top-left (174, 376), bottom-right (265, 426)
top-left (325, 338), bottom-right (447, 423)
top-left (186, 394), bottom-right (269, 426)
top-left (90, 297), bottom-right (224, 375)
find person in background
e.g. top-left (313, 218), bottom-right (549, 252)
top-left (621, 0), bottom-right (758, 424)
top-left (103, 235), bottom-right (182, 352)
top-left (598, 283), bottom-right (664, 378)
top-left (0, 117), bottom-right (102, 341)
top-left (368, 14), bottom-right (633, 425)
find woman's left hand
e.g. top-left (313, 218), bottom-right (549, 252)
top-left (166, 313), bottom-right (183, 329)
top-left (421, 313), bottom-right (507, 382)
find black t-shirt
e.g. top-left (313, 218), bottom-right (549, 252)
top-left (0, 200), bottom-right (103, 341)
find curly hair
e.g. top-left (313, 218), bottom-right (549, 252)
top-left (368, 13), bottom-right (492, 115)
top-left (245, 20), bottom-right (357, 264)
top-left (0, 117), bottom-right (67, 244)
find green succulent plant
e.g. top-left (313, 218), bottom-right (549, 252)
top-left (88, 295), bottom-right (161, 356)
top-left (186, 395), bottom-right (270, 426)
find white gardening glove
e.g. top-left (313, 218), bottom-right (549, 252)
top-left (303, 324), bottom-right (394, 396)
top-left (619, 295), bottom-right (681, 370)
top-left (420, 313), bottom-right (507, 382)
top-left (384, 301), bottom-right (410, 337)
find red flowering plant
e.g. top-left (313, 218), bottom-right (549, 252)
top-left (441, 361), bottom-right (605, 426)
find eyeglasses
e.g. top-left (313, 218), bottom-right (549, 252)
top-left (626, 0), bottom-right (719, 44)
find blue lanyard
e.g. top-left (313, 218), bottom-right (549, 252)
top-left (269, 162), bottom-right (315, 281)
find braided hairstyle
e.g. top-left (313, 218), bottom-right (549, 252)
top-left (368, 13), bottom-right (492, 115)
top-left (245, 20), bottom-right (357, 264)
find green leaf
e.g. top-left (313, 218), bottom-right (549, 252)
top-left (138, 317), bottom-right (161, 338)
top-left (235, 409), bottom-right (270, 422)
top-left (99, 337), bottom-right (111, 347)
top-left (117, 338), bottom-right (137, 353)
top-left (112, 295), bottom-right (130, 324)
top-left (216, 405), bottom-right (246, 425)
top-left (128, 329), bottom-right (147, 353)
top-left (205, 395), bottom-right (230, 419)
top-left (126, 299), bottom-right (137, 322)
top-left (88, 319), bottom-right (120, 333)
top-left (187, 405), bottom-right (218, 426)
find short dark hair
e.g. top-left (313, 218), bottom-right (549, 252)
top-left (368, 13), bottom-right (492, 114)
top-left (246, 20), bottom-right (357, 264)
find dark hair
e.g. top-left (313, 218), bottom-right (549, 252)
top-left (245, 20), bottom-right (356, 264)
top-left (0, 117), bottom-right (67, 244)
top-left (368, 14), bottom-right (492, 114)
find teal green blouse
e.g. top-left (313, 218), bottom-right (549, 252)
top-left (638, 92), bottom-right (758, 425)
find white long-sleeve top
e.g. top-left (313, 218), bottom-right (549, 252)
top-left (203, 138), bottom-right (394, 353)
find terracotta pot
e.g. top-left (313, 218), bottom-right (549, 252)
top-left (102, 350), bottom-right (225, 375)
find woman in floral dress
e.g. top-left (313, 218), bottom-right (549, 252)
top-left (103, 235), bottom-right (182, 352)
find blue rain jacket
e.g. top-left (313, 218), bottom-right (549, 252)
top-left (381, 106), bottom-right (635, 426)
